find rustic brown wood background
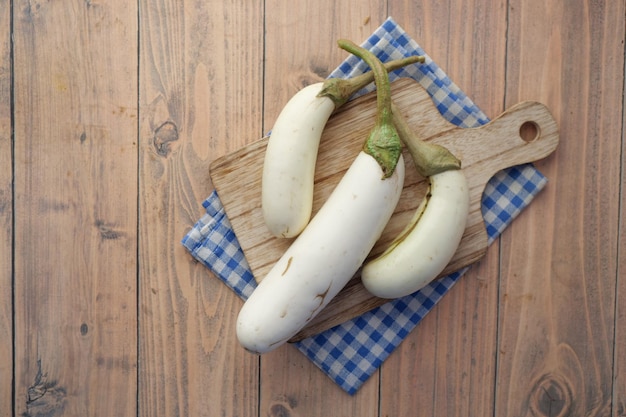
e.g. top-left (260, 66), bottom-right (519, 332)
top-left (1, 0), bottom-right (624, 416)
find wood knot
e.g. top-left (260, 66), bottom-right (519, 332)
top-left (26, 360), bottom-right (67, 416)
top-left (530, 373), bottom-right (574, 417)
top-left (269, 403), bottom-right (291, 417)
top-left (95, 219), bottom-right (122, 240)
top-left (308, 60), bottom-right (330, 79)
top-left (292, 71), bottom-right (323, 91)
top-left (153, 121), bottom-right (179, 156)
top-left (268, 397), bottom-right (298, 417)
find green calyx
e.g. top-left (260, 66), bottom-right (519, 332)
top-left (317, 55), bottom-right (425, 108)
top-left (362, 122), bottom-right (403, 178)
top-left (391, 102), bottom-right (461, 177)
top-left (337, 39), bottom-right (402, 178)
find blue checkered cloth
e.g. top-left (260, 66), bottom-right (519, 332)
top-left (182, 17), bottom-right (548, 395)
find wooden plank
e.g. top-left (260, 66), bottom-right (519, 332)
top-left (12, 1), bottom-right (139, 415)
top-left (497, 1), bottom-right (624, 416)
top-left (137, 0), bottom-right (263, 416)
top-left (380, 2), bottom-right (508, 416)
top-left (0, 0), bottom-right (12, 413)
top-left (257, 4), bottom-right (385, 414)
top-left (617, 91), bottom-right (626, 417)
top-left (617, 68), bottom-right (626, 417)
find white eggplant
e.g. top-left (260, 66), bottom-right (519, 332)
top-left (237, 39), bottom-right (406, 353)
top-left (262, 56), bottom-right (425, 238)
top-left (361, 168), bottom-right (469, 299)
top-left (261, 82), bottom-right (334, 238)
top-left (237, 152), bottom-right (405, 353)
top-left (361, 103), bottom-right (469, 299)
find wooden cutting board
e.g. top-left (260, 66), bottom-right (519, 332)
top-left (209, 78), bottom-right (559, 341)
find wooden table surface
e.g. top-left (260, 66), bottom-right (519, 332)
top-left (1, 1), bottom-right (624, 416)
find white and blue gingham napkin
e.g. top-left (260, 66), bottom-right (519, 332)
top-left (182, 17), bottom-right (548, 395)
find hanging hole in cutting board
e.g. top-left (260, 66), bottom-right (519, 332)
top-left (519, 121), bottom-right (540, 142)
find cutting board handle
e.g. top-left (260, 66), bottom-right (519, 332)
top-left (441, 101), bottom-right (559, 186)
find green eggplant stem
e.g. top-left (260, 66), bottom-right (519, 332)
top-left (318, 55), bottom-right (425, 108)
top-left (337, 39), bottom-right (402, 178)
top-left (391, 102), bottom-right (462, 177)
top-left (338, 40), bottom-right (393, 125)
